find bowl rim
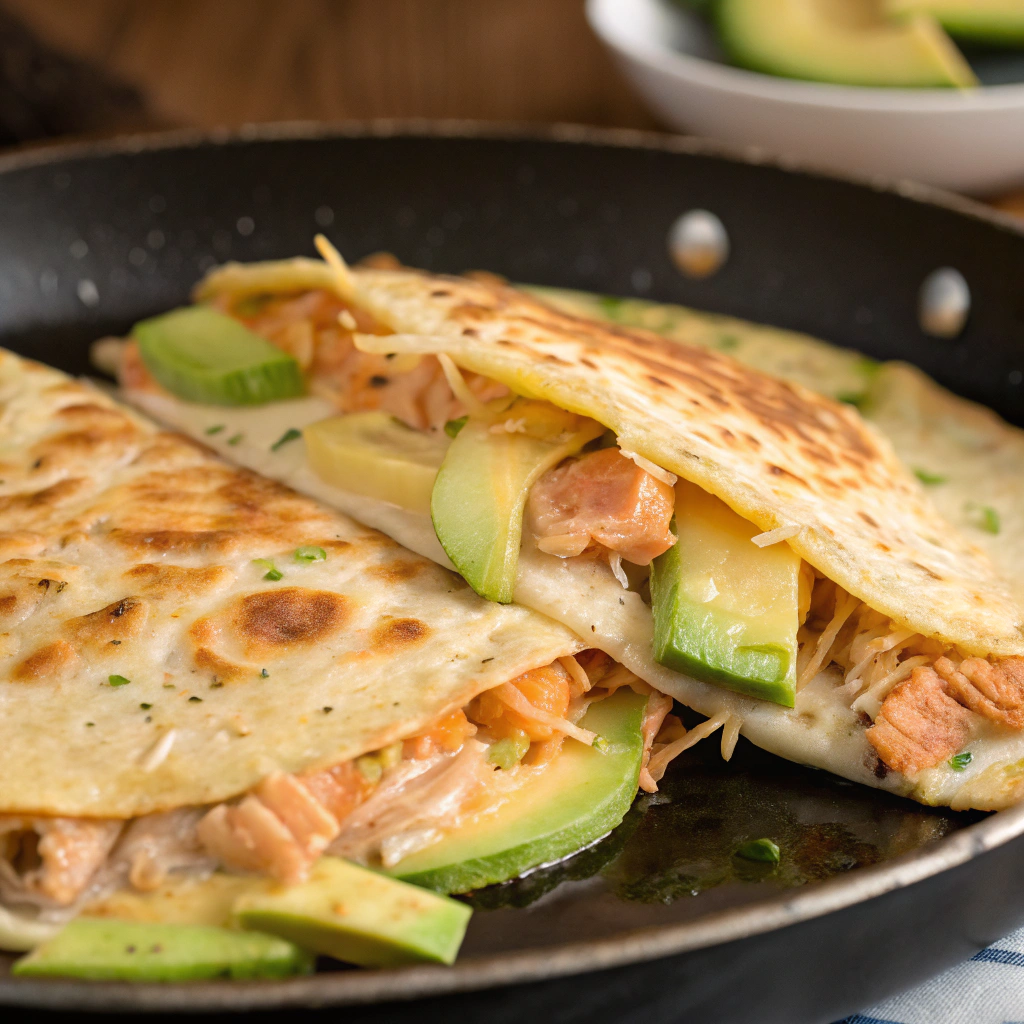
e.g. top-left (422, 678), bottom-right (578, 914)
top-left (3, 122), bottom-right (1024, 1010)
top-left (588, 0), bottom-right (1024, 113)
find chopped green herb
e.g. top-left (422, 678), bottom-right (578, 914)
top-left (717, 334), bottom-right (739, 351)
top-left (597, 295), bottom-right (624, 320)
top-left (139, 703), bottom-right (152, 710)
top-left (204, 424), bottom-right (225, 436)
top-left (108, 674), bottom-right (130, 687)
top-left (85, 722), bottom-right (94, 727)
top-left (322, 706), bottom-right (333, 714)
top-left (857, 355), bottom-right (881, 379)
top-left (109, 639), bottom-right (121, 645)
top-left (966, 503), bottom-right (1001, 535)
top-left (260, 668), bottom-right (269, 678)
top-left (836, 391), bottom-right (868, 411)
top-left (914, 468), bottom-right (948, 486)
top-left (444, 416), bottom-right (468, 438)
top-left (227, 433), bottom-right (244, 446)
top-left (188, 696), bottom-right (203, 703)
top-left (253, 558), bottom-right (283, 581)
top-left (271, 427), bottom-right (302, 451)
top-left (294, 546), bottom-right (327, 563)
top-left (950, 751), bottom-right (973, 772)
top-left (734, 838), bottom-right (780, 864)
top-left (210, 681), bottom-right (224, 689)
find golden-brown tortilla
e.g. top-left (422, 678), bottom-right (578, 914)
top-left (0, 349), bottom-right (578, 818)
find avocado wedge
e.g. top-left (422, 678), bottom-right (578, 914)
top-left (887, 0), bottom-right (1024, 45)
top-left (234, 857), bottom-right (471, 968)
top-left (651, 482), bottom-right (801, 707)
top-left (134, 306), bottom-right (304, 405)
top-left (12, 919), bottom-right (312, 981)
top-left (389, 688), bottom-right (648, 894)
top-left (716, 0), bottom-right (978, 87)
top-left (431, 399), bottom-right (604, 603)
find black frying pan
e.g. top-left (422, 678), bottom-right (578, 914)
top-left (1, 124), bottom-right (1023, 1024)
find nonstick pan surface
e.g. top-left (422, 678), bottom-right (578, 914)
top-left (1, 124), bottom-right (1023, 1023)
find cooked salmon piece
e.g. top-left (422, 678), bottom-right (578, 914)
top-left (197, 773), bottom-right (341, 884)
top-left (867, 666), bottom-right (974, 776)
top-left (0, 817), bottom-right (122, 906)
top-left (403, 709), bottom-right (477, 760)
top-left (469, 662), bottom-right (572, 743)
top-left (934, 656), bottom-right (1024, 729)
top-left (526, 448), bottom-right (676, 566)
top-left (299, 760), bottom-right (371, 823)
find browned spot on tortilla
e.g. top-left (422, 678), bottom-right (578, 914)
top-left (233, 588), bottom-right (349, 655)
top-left (64, 597), bottom-right (149, 648)
top-left (912, 562), bottom-right (944, 581)
top-left (0, 479), bottom-right (86, 515)
top-left (580, 358), bottom-right (597, 370)
top-left (366, 559), bottom-right (424, 584)
top-left (124, 563), bottom-right (233, 600)
top-left (193, 646), bottom-right (251, 683)
top-left (370, 617), bottom-right (431, 653)
top-left (13, 639), bottom-right (79, 681)
top-left (647, 375), bottom-right (670, 388)
top-left (859, 511), bottom-right (880, 529)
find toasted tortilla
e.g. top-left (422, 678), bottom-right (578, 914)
top-left (0, 349), bottom-right (578, 818)
top-left (124, 257), bottom-right (1024, 810)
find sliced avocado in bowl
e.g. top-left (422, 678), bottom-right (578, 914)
top-left (887, 0), bottom-right (1024, 45)
top-left (12, 919), bottom-right (313, 981)
top-left (651, 482), bottom-right (801, 707)
top-left (715, 0), bottom-right (978, 87)
top-left (388, 688), bottom-right (648, 894)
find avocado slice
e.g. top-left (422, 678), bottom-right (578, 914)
top-left (305, 411), bottom-right (450, 514)
top-left (233, 857), bottom-right (471, 968)
top-left (430, 399), bottom-right (604, 603)
top-left (388, 689), bottom-right (647, 894)
top-left (887, 0), bottom-right (1024, 45)
top-left (11, 918), bottom-right (312, 981)
top-left (651, 481), bottom-right (801, 708)
top-left (134, 306), bottom-right (304, 405)
top-left (715, 0), bottom-right (977, 87)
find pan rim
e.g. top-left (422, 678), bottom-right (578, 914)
top-left (1, 121), bottom-right (1023, 1009)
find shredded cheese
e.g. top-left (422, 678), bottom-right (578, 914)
top-left (437, 353), bottom-right (489, 418)
top-left (618, 448), bottom-right (678, 486)
top-left (140, 729), bottom-right (177, 772)
top-left (720, 714), bottom-right (742, 761)
top-left (646, 711), bottom-right (729, 782)
top-left (558, 655), bottom-right (591, 694)
top-left (751, 524), bottom-right (801, 548)
top-left (608, 552), bottom-right (629, 589)
top-left (314, 234), bottom-right (357, 300)
top-left (798, 589), bottom-right (860, 690)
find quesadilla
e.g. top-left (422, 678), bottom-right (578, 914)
top-left (0, 348), bottom-right (676, 969)
top-left (100, 244), bottom-right (1024, 817)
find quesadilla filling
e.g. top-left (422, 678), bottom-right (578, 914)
top-left (107, 279), bottom-right (1024, 785)
top-left (0, 652), bottom-right (692, 925)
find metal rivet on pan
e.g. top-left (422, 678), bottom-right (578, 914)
top-left (919, 268), bottom-right (970, 339)
top-left (668, 210), bottom-right (729, 279)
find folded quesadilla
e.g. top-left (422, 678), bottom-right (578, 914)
top-left (100, 245), bottom-right (1024, 816)
top-left (0, 348), bottom-right (678, 969)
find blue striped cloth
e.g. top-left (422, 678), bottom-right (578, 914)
top-left (838, 927), bottom-right (1024, 1023)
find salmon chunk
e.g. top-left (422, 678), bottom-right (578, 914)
top-left (934, 656), bottom-right (1024, 729)
top-left (527, 448), bottom-right (676, 565)
top-left (0, 817), bottom-right (122, 906)
top-left (197, 772), bottom-right (340, 884)
top-left (867, 666), bottom-right (974, 776)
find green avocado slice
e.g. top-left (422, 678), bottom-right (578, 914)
top-left (887, 0), bottom-right (1024, 45)
top-left (715, 0), bottom-right (977, 87)
top-left (388, 689), bottom-right (648, 894)
top-left (133, 306), bottom-right (304, 406)
top-left (11, 919), bottom-right (312, 981)
top-left (651, 482), bottom-right (801, 708)
top-left (430, 399), bottom-right (604, 603)
top-left (233, 857), bottom-right (471, 968)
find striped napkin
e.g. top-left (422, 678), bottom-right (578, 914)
top-left (838, 926), bottom-right (1024, 1024)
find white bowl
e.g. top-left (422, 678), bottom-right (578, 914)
top-left (587, 0), bottom-right (1024, 194)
